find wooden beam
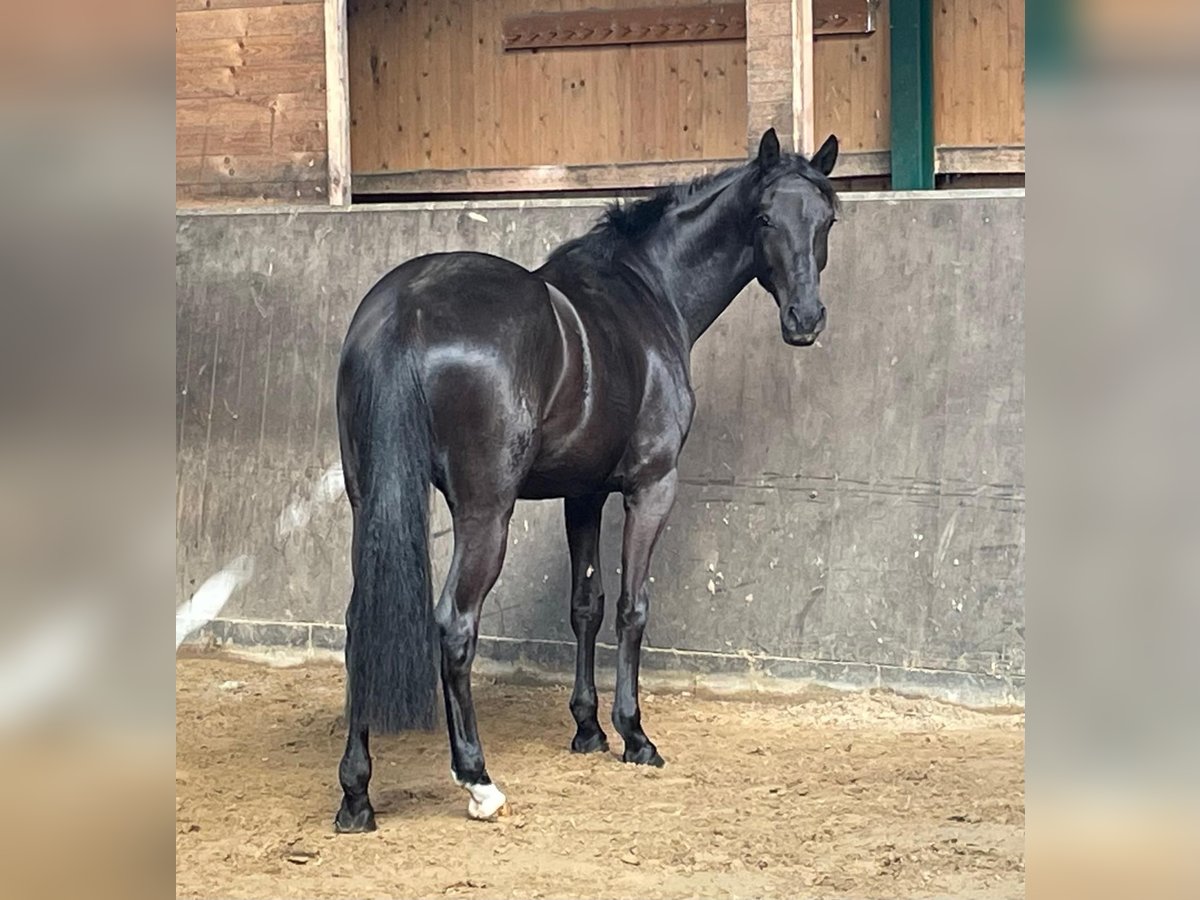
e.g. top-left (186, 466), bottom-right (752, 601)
top-left (745, 0), bottom-right (815, 155)
top-left (324, 0), bottom-right (351, 206)
top-left (355, 160), bottom-right (743, 195)
top-left (501, 2), bottom-right (874, 51)
top-left (350, 151), bottom-right (890, 196)
top-left (936, 146), bottom-right (1026, 175)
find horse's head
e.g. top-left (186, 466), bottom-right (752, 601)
top-left (751, 129), bottom-right (840, 347)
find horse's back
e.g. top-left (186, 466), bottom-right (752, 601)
top-left (345, 251), bottom-right (558, 361)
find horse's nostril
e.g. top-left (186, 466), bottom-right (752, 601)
top-left (784, 307), bottom-right (801, 333)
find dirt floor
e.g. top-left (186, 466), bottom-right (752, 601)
top-left (176, 653), bottom-right (1024, 899)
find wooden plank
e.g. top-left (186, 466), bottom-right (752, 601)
top-left (346, 0), bottom-right (382, 170)
top-left (175, 5), bottom-right (323, 41)
top-left (447, 0), bottom-right (476, 168)
top-left (1009, 0), bottom-right (1026, 142)
top-left (325, 0), bottom-right (351, 204)
top-left (501, 1), bottom-right (873, 50)
top-left (177, 92), bottom-right (326, 157)
top-left (175, 32), bottom-right (325, 69)
top-left (472, 0), bottom-right (498, 168)
top-left (745, 0), bottom-right (814, 154)
top-left (176, 62), bottom-right (324, 99)
top-left (416, 0), bottom-right (437, 167)
top-left (933, 0), bottom-right (1024, 148)
top-left (558, 35), bottom-right (592, 164)
top-left (272, 91), bottom-right (329, 153)
top-left (797, 0), bottom-right (816, 155)
top-left (177, 155), bottom-right (204, 185)
top-left (177, 151), bottom-right (328, 183)
top-left (177, 97), bottom-right (272, 156)
top-left (813, 0), bottom-right (889, 151)
top-left (177, 180), bottom-right (327, 205)
top-left (355, 159), bottom-right (742, 194)
top-left (680, 42), bottom-right (705, 157)
top-left (935, 145), bottom-right (1025, 174)
top-left (351, 149), bottom-right (888, 194)
top-left (176, 0), bottom-right (321, 11)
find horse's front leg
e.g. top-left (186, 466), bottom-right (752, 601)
top-left (613, 470), bottom-right (677, 766)
top-left (436, 505), bottom-right (513, 819)
top-left (565, 493), bottom-right (609, 753)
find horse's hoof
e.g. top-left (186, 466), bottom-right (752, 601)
top-left (571, 729), bottom-right (609, 754)
top-left (622, 744), bottom-right (665, 767)
top-left (464, 782), bottom-right (508, 821)
top-left (333, 801), bottom-right (377, 833)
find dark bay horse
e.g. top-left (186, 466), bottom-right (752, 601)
top-left (334, 129), bottom-right (840, 829)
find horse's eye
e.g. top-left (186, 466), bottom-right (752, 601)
top-left (757, 214), bottom-right (772, 228)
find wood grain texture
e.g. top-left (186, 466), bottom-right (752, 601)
top-left (500, 2), bottom-right (874, 52)
top-left (745, 0), bottom-right (813, 153)
top-left (325, 0), bottom-right (352, 204)
top-left (934, 0), bottom-right (1025, 147)
top-left (348, 0), bottom-right (748, 173)
top-left (347, 0), bottom-right (1017, 178)
top-left (177, 0), bottom-right (321, 10)
top-left (176, 1), bottom-right (329, 206)
top-left (351, 148), bottom-right (888, 194)
top-left (814, 0), bottom-right (889, 151)
top-left (175, 5), bottom-right (323, 39)
top-left (936, 145), bottom-right (1024, 174)
top-left (503, 4), bottom-right (740, 50)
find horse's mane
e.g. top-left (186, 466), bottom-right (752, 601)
top-left (545, 154), bottom-right (838, 266)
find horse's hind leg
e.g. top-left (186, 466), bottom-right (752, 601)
top-left (437, 504), bottom-right (514, 819)
top-left (565, 493), bottom-right (609, 753)
top-left (334, 721), bottom-right (375, 832)
top-left (334, 612), bottom-right (378, 832)
top-left (612, 470), bottom-right (677, 767)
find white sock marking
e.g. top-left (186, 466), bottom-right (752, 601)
top-left (463, 781), bottom-right (507, 820)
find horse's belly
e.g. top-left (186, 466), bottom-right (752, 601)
top-left (520, 430), bottom-right (623, 499)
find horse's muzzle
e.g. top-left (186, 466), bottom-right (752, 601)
top-left (783, 331), bottom-right (820, 347)
top-left (781, 303), bottom-right (825, 346)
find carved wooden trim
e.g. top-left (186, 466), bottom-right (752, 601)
top-left (501, 1), bottom-right (874, 52)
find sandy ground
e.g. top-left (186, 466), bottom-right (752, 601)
top-left (176, 653), bottom-right (1024, 899)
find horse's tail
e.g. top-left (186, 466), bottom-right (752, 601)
top-left (337, 340), bottom-right (437, 733)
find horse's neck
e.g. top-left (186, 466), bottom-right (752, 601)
top-left (631, 174), bottom-right (758, 348)
top-left (673, 242), bottom-right (757, 346)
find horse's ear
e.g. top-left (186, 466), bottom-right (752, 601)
top-left (811, 134), bottom-right (839, 176)
top-left (756, 128), bottom-right (781, 168)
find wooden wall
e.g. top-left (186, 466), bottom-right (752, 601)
top-left (176, 0), bottom-right (330, 205)
top-left (346, 0), bottom-right (893, 173)
top-left (814, 0), bottom-right (890, 153)
top-left (347, 0), bottom-right (747, 173)
top-left (934, 0), bottom-right (1025, 148)
top-left (936, 0), bottom-right (1022, 150)
top-left (171, 0), bottom-right (1026, 202)
top-left (347, 0), bottom-right (1023, 180)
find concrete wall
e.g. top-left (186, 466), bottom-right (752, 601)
top-left (176, 191), bottom-right (1025, 705)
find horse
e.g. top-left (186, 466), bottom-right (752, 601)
top-left (333, 128), bottom-right (840, 829)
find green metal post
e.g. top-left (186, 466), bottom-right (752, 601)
top-left (890, 0), bottom-right (935, 190)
